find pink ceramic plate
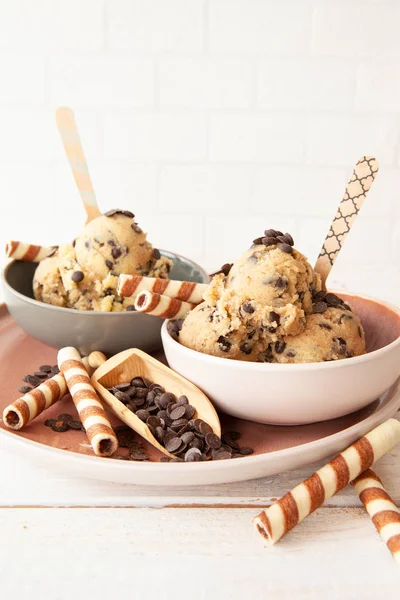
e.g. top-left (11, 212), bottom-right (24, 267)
top-left (0, 305), bottom-right (399, 486)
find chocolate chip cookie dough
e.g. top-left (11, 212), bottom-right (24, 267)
top-left (33, 210), bottom-right (172, 311)
top-left (178, 230), bottom-right (366, 364)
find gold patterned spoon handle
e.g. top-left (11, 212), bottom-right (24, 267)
top-left (314, 156), bottom-right (379, 289)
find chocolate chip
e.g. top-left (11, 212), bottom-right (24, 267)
top-left (122, 210), bottom-right (134, 218)
top-left (115, 391), bottom-right (131, 404)
top-left (262, 236), bottom-right (278, 247)
top-left (178, 395), bottom-right (188, 404)
top-left (319, 323), bottom-right (332, 330)
top-left (19, 385), bottom-right (32, 394)
top-left (147, 416), bottom-right (161, 429)
top-left (286, 350), bottom-right (296, 358)
top-left (246, 254), bottom-right (258, 263)
top-left (23, 374), bottom-right (42, 387)
top-left (184, 405), bottom-right (196, 419)
top-left (240, 342), bottom-right (252, 355)
top-left (34, 371), bottom-right (48, 378)
top-left (181, 432), bottom-right (195, 445)
top-left (107, 239), bottom-right (116, 246)
top-left (131, 223), bottom-right (143, 234)
top-left (39, 365), bottom-right (53, 373)
top-left (126, 305), bottom-right (136, 311)
top-left (282, 233), bottom-right (294, 246)
top-left (52, 420), bottom-right (69, 432)
top-left (184, 447), bottom-right (202, 462)
top-left (111, 247), bottom-right (122, 260)
top-left (264, 229), bottom-right (278, 238)
top-left (269, 311), bottom-right (280, 324)
top-left (44, 419), bottom-right (56, 427)
top-left (136, 409), bottom-right (150, 422)
top-left (69, 420), bottom-right (83, 430)
top-left (239, 447), bottom-right (254, 456)
top-left (252, 237), bottom-right (264, 245)
top-left (275, 277), bottom-right (288, 290)
top-left (165, 437), bottom-right (182, 453)
top-left (210, 263), bottom-right (233, 278)
top-left (152, 248), bottom-right (161, 260)
top-left (277, 242), bottom-right (292, 254)
top-left (217, 335), bottom-right (231, 353)
top-left (130, 377), bottom-right (146, 387)
top-left (342, 304), bottom-right (352, 311)
top-left (275, 341), bottom-right (286, 354)
top-left (325, 293), bottom-right (341, 307)
top-left (205, 433), bottom-right (221, 449)
top-left (333, 337), bottom-right (347, 355)
top-left (169, 405), bottom-right (186, 421)
top-left (213, 450), bottom-right (232, 460)
top-left (312, 301), bottom-right (328, 314)
top-left (313, 290), bottom-right (326, 302)
top-left (71, 271), bottom-right (84, 283)
top-left (104, 209), bottom-right (118, 217)
top-left (199, 421), bottom-right (213, 436)
top-left (338, 313), bottom-right (353, 325)
top-left (72, 239), bottom-right (76, 248)
top-left (105, 260), bottom-right (113, 270)
top-left (159, 392), bottom-right (176, 408)
top-left (241, 302), bottom-right (255, 314)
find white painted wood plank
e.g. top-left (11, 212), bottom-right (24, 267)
top-left (0, 507), bottom-right (398, 600)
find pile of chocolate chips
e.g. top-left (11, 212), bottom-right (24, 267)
top-left (114, 426), bottom-right (150, 461)
top-left (18, 364), bottom-right (60, 395)
top-left (107, 377), bottom-right (253, 462)
top-left (252, 229), bottom-right (294, 255)
top-left (312, 291), bottom-right (351, 315)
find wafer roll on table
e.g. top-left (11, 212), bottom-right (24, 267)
top-left (58, 347), bottom-right (118, 457)
top-left (118, 274), bottom-right (207, 305)
top-left (134, 290), bottom-right (196, 319)
top-left (5, 241), bottom-right (56, 262)
top-left (253, 419), bottom-right (400, 544)
top-left (2, 373), bottom-right (68, 430)
top-left (352, 469), bottom-right (400, 566)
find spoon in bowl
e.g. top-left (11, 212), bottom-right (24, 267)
top-left (92, 348), bottom-right (221, 459)
top-left (314, 156), bottom-right (379, 287)
top-left (55, 107), bottom-right (102, 224)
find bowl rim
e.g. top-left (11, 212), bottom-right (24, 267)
top-left (161, 290), bottom-right (400, 371)
top-left (1, 250), bottom-right (209, 317)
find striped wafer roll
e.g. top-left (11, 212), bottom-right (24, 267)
top-left (3, 374), bottom-right (67, 430)
top-left (118, 274), bottom-right (207, 304)
top-left (352, 469), bottom-right (400, 566)
top-left (253, 419), bottom-right (400, 544)
top-left (134, 290), bottom-right (195, 319)
top-left (58, 347), bottom-right (118, 457)
top-left (5, 241), bottom-right (55, 262)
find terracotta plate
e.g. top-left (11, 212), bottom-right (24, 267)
top-left (0, 306), bottom-right (399, 486)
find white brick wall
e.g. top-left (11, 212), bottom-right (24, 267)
top-left (0, 0), bottom-right (399, 304)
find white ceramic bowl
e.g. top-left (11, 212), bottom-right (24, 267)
top-left (161, 291), bottom-right (400, 425)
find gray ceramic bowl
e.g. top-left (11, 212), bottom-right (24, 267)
top-left (1, 251), bottom-right (208, 356)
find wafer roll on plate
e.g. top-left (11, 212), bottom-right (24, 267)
top-left (118, 274), bottom-right (207, 305)
top-left (58, 347), bottom-right (118, 457)
top-left (2, 373), bottom-right (68, 430)
top-left (253, 419), bottom-right (400, 544)
top-left (5, 241), bottom-right (55, 262)
top-left (352, 469), bottom-right (400, 566)
top-left (134, 290), bottom-right (196, 319)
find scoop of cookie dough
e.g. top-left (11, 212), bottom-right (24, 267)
top-left (271, 305), bottom-right (366, 364)
top-left (74, 212), bottom-right (171, 280)
top-left (179, 303), bottom-right (268, 361)
top-left (33, 210), bottom-right (173, 312)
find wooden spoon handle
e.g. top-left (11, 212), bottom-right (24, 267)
top-left (55, 107), bottom-right (101, 223)
top-left (314, 156), bottom-right (379, 288)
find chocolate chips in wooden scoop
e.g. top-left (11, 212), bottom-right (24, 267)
top-left (107, 377), bottom-right (253, 462)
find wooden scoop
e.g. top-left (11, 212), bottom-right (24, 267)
top-left (314, 156), bottom-right (379, 288)
top-left (55, 107), bottom-right (102, 224)
top-left (91, 348), bottom-right (221, 458)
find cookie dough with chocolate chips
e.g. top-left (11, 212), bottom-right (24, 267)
top-left (33, 211), bottom-right (172, 311)
top-left (271, 304), bottom-right (365, 364)
top-left (178, 231), bottom-right (366, 364)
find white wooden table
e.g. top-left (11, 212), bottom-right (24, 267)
top-left (0, 411), bottom-right (399, 600)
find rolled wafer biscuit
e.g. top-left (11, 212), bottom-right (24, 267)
top-left (253, 419), bottom-right (400, 544)
top-left (352, 469), bottom-right (400, 566)
top-left (118, 274), bottom-right (207, 305)
top-left (58, 347), bottom-right (118, 457)
top-left (3, 373), bottom-right (67, 430)
top-left (134, 290), bottom-right (196, 319)
top-left (88, 351), bottom-right (107, 370)
top-left (5, 241), bottom-right (55, 262)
